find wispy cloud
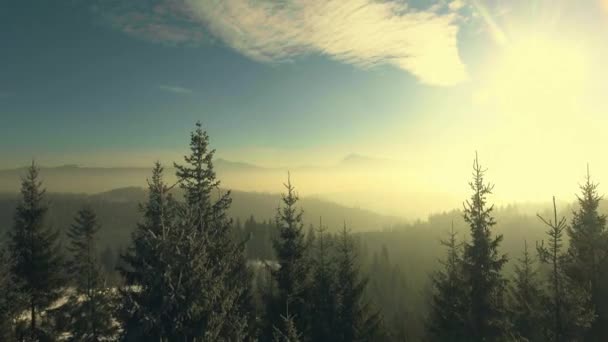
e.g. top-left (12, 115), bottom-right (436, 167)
top-left (158, 84), bottom-right (193, 94)
top-left (103, 0), bottom-right (469, 86)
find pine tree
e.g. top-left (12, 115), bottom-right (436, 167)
top-left (0, 247), bottom-right (25, 341)
top-left (174, 122), bottom-right (252, 340)
top-left (64, 207), bottom-right (116, 341)
top-left (462, 153), bottom-right (508, 340)
top-left (119, 162), bottom-right (182, 340)
top-left (537, 197), bottom-right (595, 342)
top-left (428, 224), bottom-right (468, 342)
top-left (308, 218), bottom-right (337, 342)
top-left (270, 173), bottom-right (310, 336)
top-left (8, 162), bottom-right (66, 340)
top-left (334, 223), bottom-right (381, 342)
top-left (509, 241), bottom-right (543, 341)
top-left (566, 167), bottom-right (608, 340)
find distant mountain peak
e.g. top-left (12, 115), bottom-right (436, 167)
top-left (214, 158), bottom-right (265, 170)
top-left (341, 153), bottom-right (382, 164)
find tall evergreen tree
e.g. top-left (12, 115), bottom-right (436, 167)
top-left (270, 173), bottom-right (311, 337)
top-left (566, 167), bottom-right (608, 340)
top-left (462, 153), bottom-right (508, 340)
top-left (64, 207), bottom-right (116, 341)
top-left (427, 224), bottom-right (468, 342)
top-left (508, 241), bottom-right (543, 341)
top-left (174, 122), bottom-right (251, 340)
top-left (334, 224), bottom-right (381, 342)
top-left (538, 197), bottom-right (595, 342)
top-left (8, 162), bottom-right (66, 340)
top-left (119, 162), bottom-right (182, 340)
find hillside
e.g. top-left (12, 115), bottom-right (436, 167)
top-left (0, 186), bottom-right (399, 250)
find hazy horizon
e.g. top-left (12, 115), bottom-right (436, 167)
top-left (4, 1), bottom-right (608, 220)
top-left (0, 153), bottom-right (592, 220)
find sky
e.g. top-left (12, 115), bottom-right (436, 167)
top-left (2, 0), bottom-right (608, 214)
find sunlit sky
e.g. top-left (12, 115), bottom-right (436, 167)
top-left (2, 0), bottom-right (608, 214)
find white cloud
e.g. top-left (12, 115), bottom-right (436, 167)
top-left (106, 0), bottom-right (469, 86)
top-left (448, 0), bottom-right (465, 11)
top-left (187, 0), bottom-right (468, 86)
top-left (158, 84), bottom-right (193, 94)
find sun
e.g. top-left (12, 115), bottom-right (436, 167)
top-left (475, 34), bottom-right (588, 123)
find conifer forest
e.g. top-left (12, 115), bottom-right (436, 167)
top-left (3, 1), bottom-right (608, 341)
top-left (1, 123), bottom-right (608, 341)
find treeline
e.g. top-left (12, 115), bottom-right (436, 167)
top-left (426, 158), bottom-right (608, 342)
top-left (1, 123), bottom-right (608, 341)
top-left (0, 123), bottom-right (379, 341)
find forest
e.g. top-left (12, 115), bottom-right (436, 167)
top-left (1, 122), bottom-right (608, 342)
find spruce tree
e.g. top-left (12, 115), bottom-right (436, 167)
top-left (8, 162), bottom-right (66, 339)
top-left (537, 197), bottom-right (595, 342)
top-left (334, 224), bottom-right (381, 342)
top-left (270, 173), bottom-right (310, 336)
top-left (566, 167), bottom-right (608, 340)
top-left (462, 153), bottom-right (508, 340)
top-left (427, 224), bottom-right (468, 342)
top-left (508, 241), bottom-right (543, 341)
top-left (64, 207), bottom-right (116, 341)
top-left (174, 122), bottom-right (251, 340)
top-left (119, 162), bottom-right (181, 340)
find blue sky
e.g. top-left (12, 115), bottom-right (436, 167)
top-left (0, 0), bottom-right (478, 166)
top-left (2, 0), bottom-right (608, 184)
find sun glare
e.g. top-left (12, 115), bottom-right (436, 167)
top-left (476, 35), bottom-right (588, 121)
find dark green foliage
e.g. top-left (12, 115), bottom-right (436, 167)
top-left (565, 168), bottom-right (608, 340)
top-left (8, 162), bottom-right (66, 339)
top-left (0, 247), bottom-right (25, 341)
top-left (64, 207), bottom-right (116, 341)
top-left (508, 241), bottom-right (543, 341)
top-left (308, 219), bottom-right (337, 342)
top-left (120, 161), bottom-right (208, 340)
top-left (121, 123), bottom-right (252, 341)
top-left (243, 215), bottom-right (277, 261)
top-left (366, 245), bottom-right (416, 340)
top-left (462, 154), bottom-right (508, 340)
top-left (537, 197), bottom-right (595, 341)
top-left (334, 224), bottom-right (382, 342)
top-left (273, 309), bottom-right (302, 342)
top-left (270, 173), bottom-right (311, 335)
top-left (427, 224), bottom-right (468, 342)
top-left (175, 122), bottom-right (252, 340)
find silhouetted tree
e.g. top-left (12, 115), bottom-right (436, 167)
top-left (565, 167), bottom-right (608, 340)
top-left (174, 122), bottom-right (252, 340)
top-left (427, 224), bottom-right (468, 341)
top-left (509, 241), bottom-right (543, 341)
top-left (64, 207), bottom-right (116, 341)
top-left (334, 224), bottom-right (381, 342)
top-left (538, 197), bottom-right (595, 342)
top-left (270, 173), bottom-right (311, 337)
top-left (8, 162), bottom-right (66, 340)
top-left (119, 162), bottom-right (179, 340)
top-left (308, 218), bottom-right (337, 342)
top-left (462, 153), bottom-right (508, 340)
